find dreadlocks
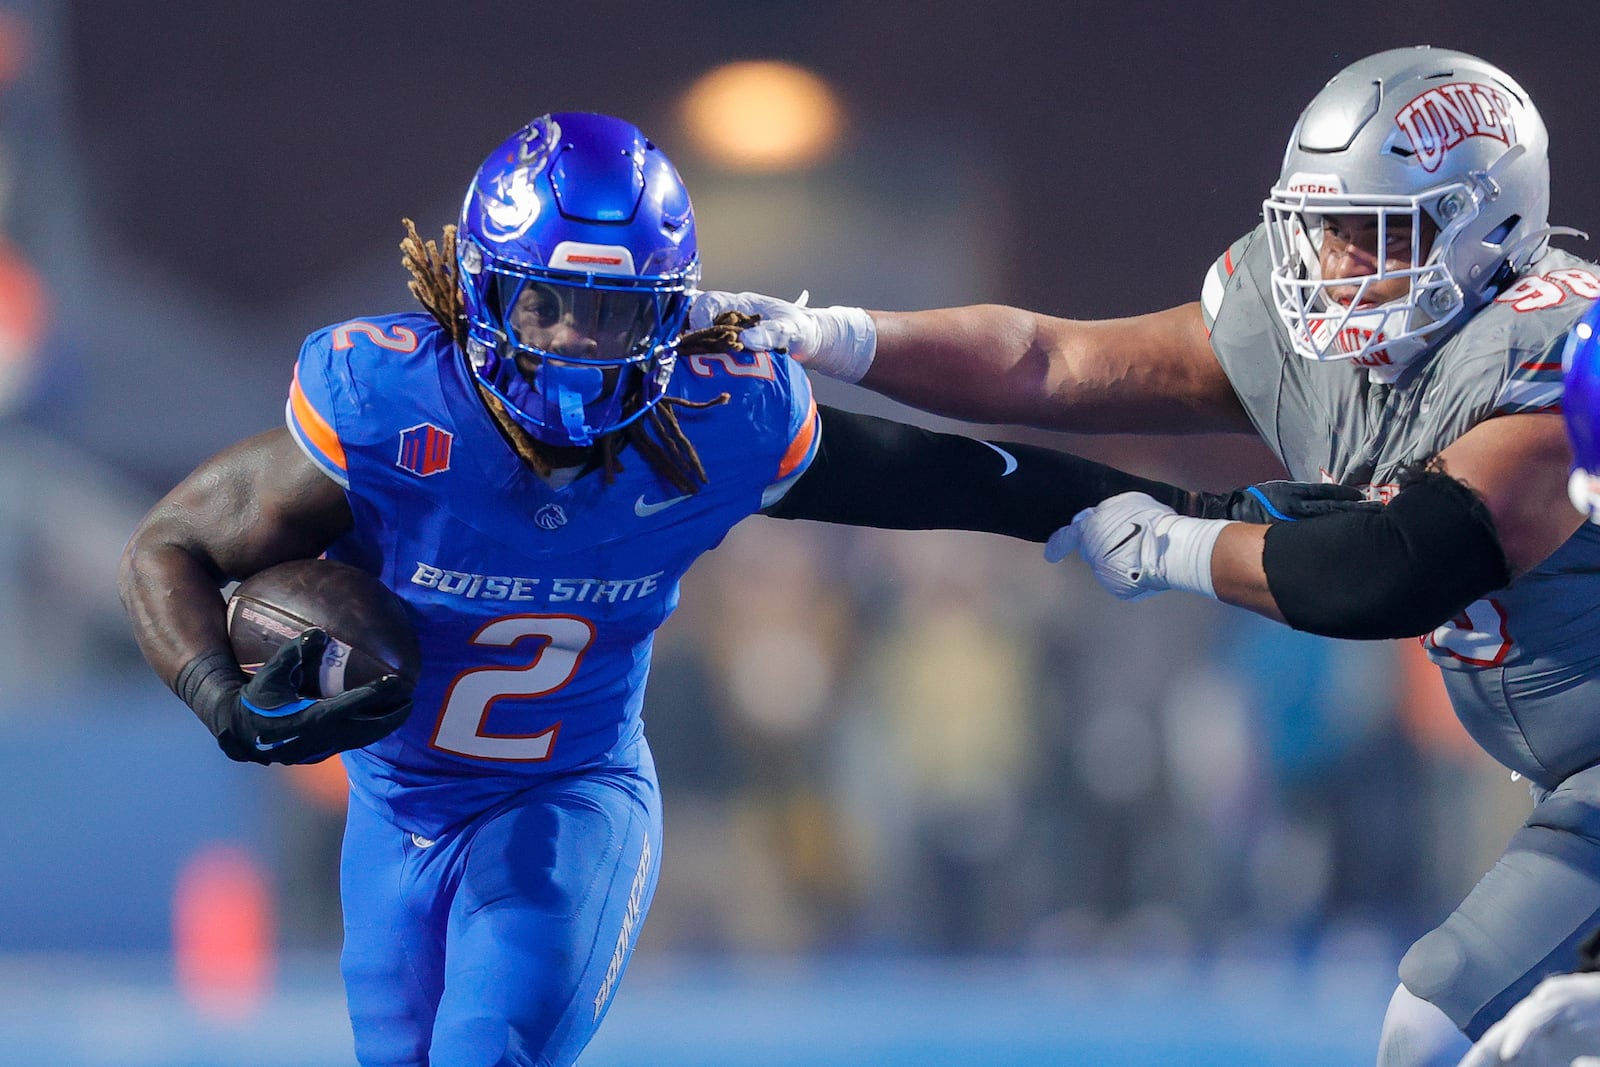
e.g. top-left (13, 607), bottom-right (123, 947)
top-left (400, 218), bottom-right (737, 494)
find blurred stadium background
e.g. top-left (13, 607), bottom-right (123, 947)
top-left (6, 1), bottom-right (1600, 1063)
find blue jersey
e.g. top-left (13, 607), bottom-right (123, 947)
top-left (285, 312), bottom-right (818, 836)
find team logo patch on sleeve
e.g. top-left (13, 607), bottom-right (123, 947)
top-left (397, 423), bottom-right (454, 476)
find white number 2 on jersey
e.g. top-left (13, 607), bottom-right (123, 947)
top-left (430, 615), bottom-right (595, 761)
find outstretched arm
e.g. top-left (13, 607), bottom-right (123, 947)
top-left (1064, 413), bottom-right (1577, 639)
top-left (766, 407), bottom-right (1360, 540)
top-left (870, 303), bottom-right (1252, 434)
top-left (690, 294), bottom-right (1255, 435)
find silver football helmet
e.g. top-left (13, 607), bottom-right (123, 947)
top-left (1263, 47), bottom-right (1558, 381)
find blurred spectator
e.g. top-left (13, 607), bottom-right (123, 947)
top-left (853, 530), bottom-right (1040, 951)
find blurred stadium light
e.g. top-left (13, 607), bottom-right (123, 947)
top-left (679, 60), bottom-right (845, 173)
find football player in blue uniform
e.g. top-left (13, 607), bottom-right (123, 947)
top-left (1566, 300), bottom-right (1600, 527)
top-left (117, 112), bottom-right (1341, 1067)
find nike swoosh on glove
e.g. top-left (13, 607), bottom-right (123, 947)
top-left (1046, 491), bottom-right (1234, 601)
top-left (688, 290), bottom-right (876, 382)
top-left (212, 629), bottom-right (413, 765)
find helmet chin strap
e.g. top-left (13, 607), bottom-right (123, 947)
top-left (533, 362), bottom-right (607, 447)
top-left (555, 387), bottom-right (591, 446)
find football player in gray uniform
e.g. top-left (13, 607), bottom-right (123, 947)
top-left (1455, 301), bottom-right (1600, 1067)
top-left (693, 46), bottom-right (1598, 1067)
top-left (1452, 298), bottom-right (1600, 1067)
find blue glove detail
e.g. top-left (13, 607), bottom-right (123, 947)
top-left (1192, 481), bottom-right (1374, 523)
top-left (241, 694), bottom-right (318, 718)
top-left (177, 628), bottom-right (414, 766)
top-left (1244, 484), bottom-right (1296, 522)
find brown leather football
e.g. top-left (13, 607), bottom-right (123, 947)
top-left (226, 558), bottom-right (421, 695)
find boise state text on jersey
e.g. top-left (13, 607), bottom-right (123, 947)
top-left (286, 311), bottom-right (818, 836)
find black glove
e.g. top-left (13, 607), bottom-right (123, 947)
top-left (1190, 480), bottom-right (1381, 524)
top-left (174, 629), bottom-right (414, 765)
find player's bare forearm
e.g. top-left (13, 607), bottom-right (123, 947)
top-left (1207, 523), bottom-right (1286, 623)
top-left (1205, 467), bottom-right (1512, 639)
top-left (117, 428), bottom-right (354, 687)
top-left (865, 302), bottom-right (1254, 435)
top-left (863, 305), bottom-right (1050, 423)
top-left (118, 533), bottom-right (236, 689)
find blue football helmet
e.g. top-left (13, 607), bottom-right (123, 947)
top-left (457, 112), bottom-right (699, 447)
top-left (1564, 301), bottom-right (1600, 522)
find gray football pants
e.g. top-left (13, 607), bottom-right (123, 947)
top-left (1400, 761), bottom-right (1600, 1039)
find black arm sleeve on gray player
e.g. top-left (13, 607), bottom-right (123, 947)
top-left (765, 406), bottom-right (1195, 541)
top-left (1261, 467), bottom-right (1513, 640)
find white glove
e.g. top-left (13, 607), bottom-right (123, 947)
top-left (688, 290), bottom-right (877, 383)
top-left (1458, 973), bottom-right (1600, 1067)
top-left (1045, 491), bottom-right (1233, 601)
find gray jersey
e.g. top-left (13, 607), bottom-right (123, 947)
top-left (1203, 225), bottom-right (1600, 789)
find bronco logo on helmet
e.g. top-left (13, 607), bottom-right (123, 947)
top-left (478, 117), bottom-right (563, 244)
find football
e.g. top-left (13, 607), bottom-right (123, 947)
top-left (226, 558), bottom-right (422, 696)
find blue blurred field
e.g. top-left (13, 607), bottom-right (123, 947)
top-left (0, 951), bottom-right (1393, 1066)
top-left (0, 690), bottom-right (1403, 1066)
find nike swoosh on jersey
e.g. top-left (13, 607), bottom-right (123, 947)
top-left (634, 493), bottom-right (693, 517)
top-left (980, 441), bottom-right (1019, 476)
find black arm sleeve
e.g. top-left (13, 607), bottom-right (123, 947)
top-left (1261, 467), bottom-right (1513, 639)
top-left (764, 406), bottom-right (1192, 542)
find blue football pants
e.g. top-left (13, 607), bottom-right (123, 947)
top-left (338, 762), bottom-right (662, 1067)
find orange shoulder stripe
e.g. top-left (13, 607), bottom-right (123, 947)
top-left (776, 395), bottom-right (819, 481)
top-left (289, 366), bottom-right (347, 471)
